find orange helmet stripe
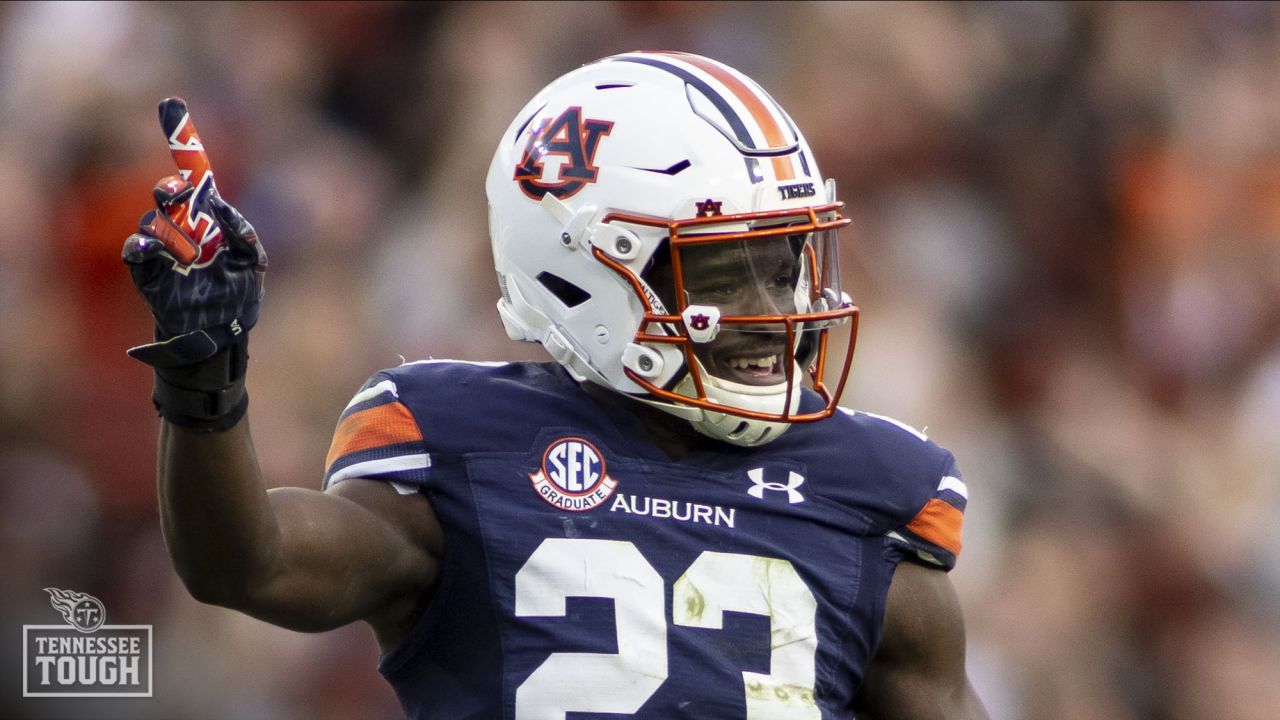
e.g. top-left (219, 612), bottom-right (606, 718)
top-left (659, 52), bottom-right (797, 180)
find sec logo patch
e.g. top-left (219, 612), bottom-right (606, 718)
top-left (529, 438), bottom-right (618, 511)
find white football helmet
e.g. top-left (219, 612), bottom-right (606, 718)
top-left (486, 51), bottom-right (858, 446)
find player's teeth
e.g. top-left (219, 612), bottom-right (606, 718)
top-left (730, 355), bottom-right (778, 369)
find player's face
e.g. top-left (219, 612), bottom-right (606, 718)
top-left (651, 234), bottom-right (804, 386)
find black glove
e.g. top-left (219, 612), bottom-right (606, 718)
top-left (123, 98), bottom-right (267, 431)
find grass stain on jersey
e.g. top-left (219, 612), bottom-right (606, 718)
top-left (675, 580), bottom-right (706, 623)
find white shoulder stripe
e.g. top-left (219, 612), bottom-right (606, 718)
top-left (326, 453), bottom-right (431, 488)
top-left (839, 408), bottom-right (929, 442)
top-left (885, 531), bottom-right (945, 566)
top-left (399, 358), bottom-right (510, 368)
top-left (938, 475), bottom-right (968, 500)
top-left (344, 379), bottom-right (399, 411)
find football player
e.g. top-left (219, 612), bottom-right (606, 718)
top-left (125, 52), bottom-right (988, 719)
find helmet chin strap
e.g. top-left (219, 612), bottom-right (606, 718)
top-left (635, 357), bottom-right (803, 447)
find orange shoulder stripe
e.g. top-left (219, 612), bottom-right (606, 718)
top-left (324, 401), bottom-right (422, 468)
top-left (905, 498), bottom-right (964, 557)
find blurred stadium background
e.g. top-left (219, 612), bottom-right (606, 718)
top-left (2, 2), bottom-right (1279, 719)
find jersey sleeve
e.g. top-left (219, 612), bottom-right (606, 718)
top-left (322, 373), bottom-right (432, 491)
top-left (886, 453), bottom-right (967, 570)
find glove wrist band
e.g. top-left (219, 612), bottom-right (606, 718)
top-left (152, 342), bottom-right (249, 432)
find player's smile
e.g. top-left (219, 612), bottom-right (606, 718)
top-left (700, 335), bottom-right (789, 386)
top-left (653, 234), bottom-right (803, 387)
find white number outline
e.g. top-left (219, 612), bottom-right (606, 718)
top-left (674, 551), bottom-right (820, 718)
top-left (514, 539), bottom-right (667, 719)
top-left (514, 539), bottom-right (819, 718)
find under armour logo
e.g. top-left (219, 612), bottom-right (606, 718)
top-left (746, 468), bottom-right (805, 504)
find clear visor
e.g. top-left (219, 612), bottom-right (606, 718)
top-left (668, 214), bottom-right (847, 388)
top-left (594, 201), bottom-right (857, 423)
top-left (676, 222), bottom-right (843, 320)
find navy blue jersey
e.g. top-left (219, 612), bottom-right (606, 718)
top-left (323, 360), bottom-right (967, 720)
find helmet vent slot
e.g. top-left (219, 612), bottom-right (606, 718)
top-left (633, 158), bottom-right (691, 176)
top-left (511, 103), bottom-right (547, 146)
top-left (595, 82), bottom-right (635, 90)
top-left (537, 271), bottom-right (591, 308)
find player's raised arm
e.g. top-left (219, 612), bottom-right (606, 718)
top-left (123, 99), bottom-right (438, 645)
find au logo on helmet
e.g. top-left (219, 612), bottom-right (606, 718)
top-left (529, 437), bottom-right (618, 511)
top-left (695, 198), bottom-right (723, 217)
top-left (513, 106), bottom-right (613, 200)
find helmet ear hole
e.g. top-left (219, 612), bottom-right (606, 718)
top-left (536, 271), bottom-right (591, 308)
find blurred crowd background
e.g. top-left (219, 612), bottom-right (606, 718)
top-left (3, 2), bottom-right (1279, 719)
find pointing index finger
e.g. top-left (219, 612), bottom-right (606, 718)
top-left (158, 97), bottom-right (216, 191)
top-left (156, 97), bottom-right (222, 254)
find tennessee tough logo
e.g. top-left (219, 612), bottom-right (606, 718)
top-left (514, 106), bottom-right (613, 200)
